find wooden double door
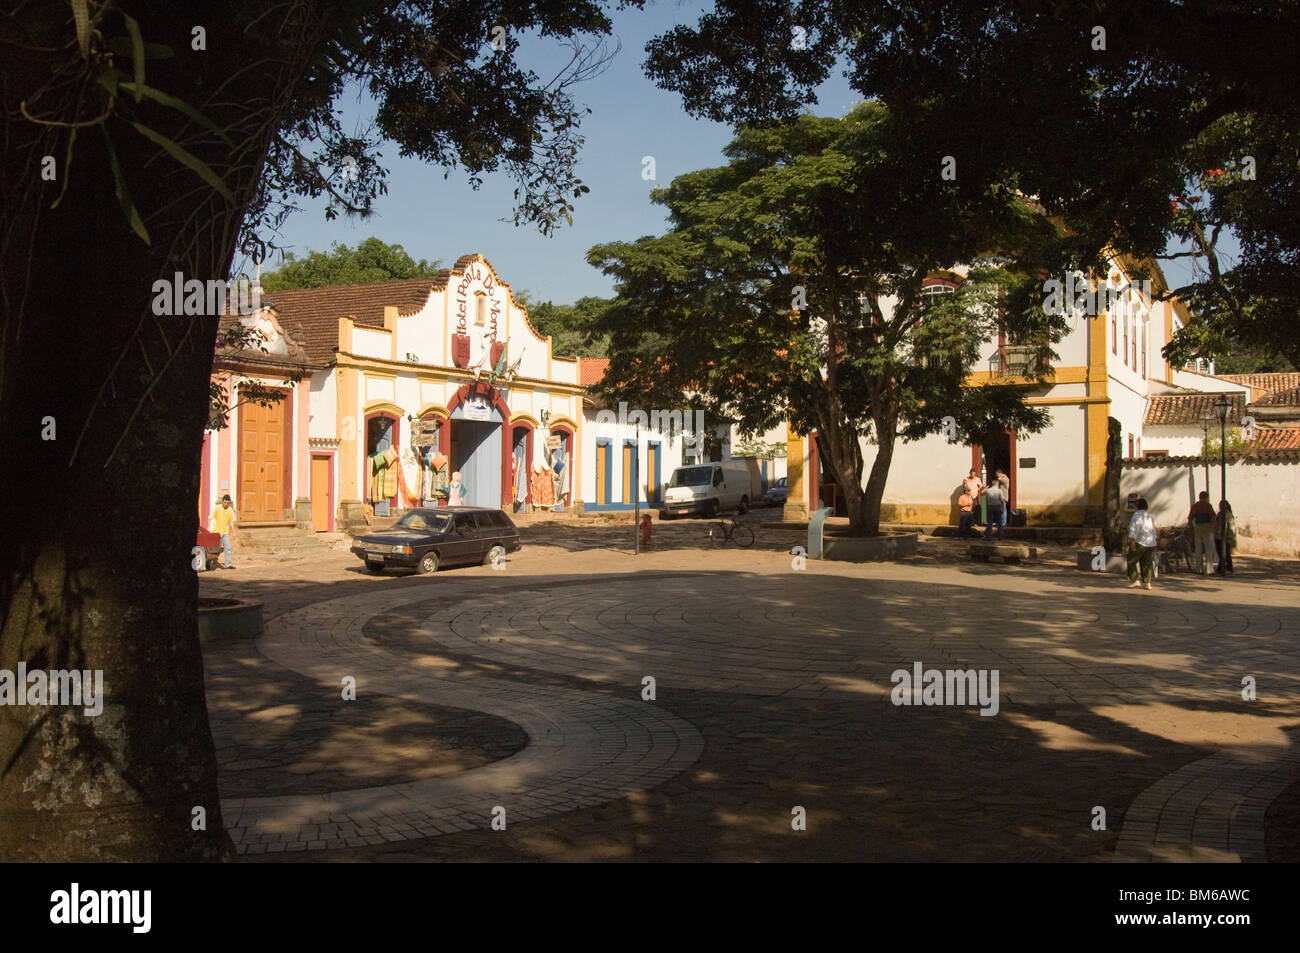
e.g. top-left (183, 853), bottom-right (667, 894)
top-left (238, 392), bottom-right (290, 522)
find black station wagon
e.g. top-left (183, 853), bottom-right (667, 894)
top-left (351, 506), bottom-right (521, 574)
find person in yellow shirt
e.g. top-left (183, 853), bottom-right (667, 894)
top-left (210, 494), bottom-right (237, 569)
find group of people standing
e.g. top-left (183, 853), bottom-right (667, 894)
top-left (1124, 490), bottom-right (1236, 589)
top-left (1185, 491), bottom-right (1237, 576)
top-left (958, 468), bottom-right (1011, 540)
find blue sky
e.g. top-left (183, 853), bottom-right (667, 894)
top-left (264, 5), bottom-right (861, 305)
top-left (266, 5), bottom-right (1207, 305)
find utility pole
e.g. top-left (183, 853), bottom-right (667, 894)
top-left (633, 421), bottom-right (641, 555)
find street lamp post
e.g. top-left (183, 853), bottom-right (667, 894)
top-left (1213, 395), bottom-right (1230, 505)
top-left (633, 422), bottom-right (641, 555)
top-left (1200, 415), bottom-right (1212, 494)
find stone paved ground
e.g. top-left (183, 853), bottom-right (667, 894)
top-left (199, 517), bottom-right (1300, 861)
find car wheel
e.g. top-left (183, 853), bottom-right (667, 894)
top-left (483, 545), bottom-right (506, 567)
top-left (738, 495), bottom-right (749, 514)
top-left (706, 499), bottom-right (720, 519)
top-left (415, 550), bottom-right (440, 575)
top-left (364, 558), bottom-right (384, 573)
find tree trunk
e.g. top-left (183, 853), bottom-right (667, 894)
top-left (0, 3), bottom-right (326, 860)
top-left (1102, 416), bottom-right (1126, 552)
top-left (857, 419), bottom-right (897, 537)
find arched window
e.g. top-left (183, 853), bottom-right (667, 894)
top-left (920, 282), bottom-right (956, 309)
top-left (474, 291), bottom-right (487, 325)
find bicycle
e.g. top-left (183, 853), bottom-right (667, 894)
top-left (1157, 526), bottom-right (1194, 574)
top-left (707, 517), bottom-right (755, 548)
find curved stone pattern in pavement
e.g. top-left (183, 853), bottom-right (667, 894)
top-left (220, 571), bottom-right (1300, 858)
top-left (220, 587), bottom-right (703, 854)
top-left (1115, 745), bottom-right (1300, 862)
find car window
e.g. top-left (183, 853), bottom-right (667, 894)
top-left (713, 469), bottom-right (723, 486)
top-left (669, 466), bottom-right (713, 487)
top-left (454, 514), bottom-right (479, 535)
top-left (397, 510), bottom-right (450, 533)
top-left (483, 510), bottom-right (508, 529)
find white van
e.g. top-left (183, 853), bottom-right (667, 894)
top-left (660, 461), bottom-right (752, 519)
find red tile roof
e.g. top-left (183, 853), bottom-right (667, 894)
top-left (259, 277), bottom-right (447, 362)
top-left (1145, 391), bottom-right (1247, 426)
top-left (1251, 384), bottom-right (1300, 407)
top-left (1216, 372), bottom-right (1300, 399)
top-left (579, 357), bottom-right (610, 387)
top-left (1255, 428), bottom-right (1300, 450)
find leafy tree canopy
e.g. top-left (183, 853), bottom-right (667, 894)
top-left (259, 237), bottom-right (442, 290)
top-left (588, 103), bottom-right (1063, 534)
top-left (527, 296), bottom-right (613, 357)
top-left (643, 0), bottom-right (1300, 369)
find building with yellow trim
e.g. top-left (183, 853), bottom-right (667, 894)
top-left (781, 255), bottom-right (1217, 527)
top-left (201, 255), bottom-right (586, 531)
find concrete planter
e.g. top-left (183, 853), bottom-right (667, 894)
top-left (198, 597), bottom-right (264, 645)
top-left (822, 532), bottom-right (918, 561)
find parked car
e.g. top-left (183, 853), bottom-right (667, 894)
top-left (660, 460), bottom-right (752, 519)
top-left (196, 526), bottom-right (223, 571)
top-left (763, 477), bottom-right (788, 507)
top-left (350, 506), bottom-right (521, 574)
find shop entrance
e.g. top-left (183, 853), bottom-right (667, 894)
top-left (978, 429), bottom-right (1014, 506)
top-left (237, 391), bottom-right (289, 522)
top-left (448, 418), bottom-right (502, 508)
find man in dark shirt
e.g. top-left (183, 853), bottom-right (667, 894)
top-left (1187, 491), bottom-right (1216, 575)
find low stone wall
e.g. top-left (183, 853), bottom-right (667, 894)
top-left (1121, 451), bottom-right (1300, 557)
top-left (822, 532), bottom-right (918, 561)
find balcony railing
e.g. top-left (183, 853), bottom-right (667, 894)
top-left (988, 346), bottom-right (1040, 378)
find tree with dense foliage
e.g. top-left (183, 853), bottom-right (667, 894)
top-left (588, 105), bottom-right (1061, 535)
top-left (0, 0), bottom-right (634, 861)
top-left (259, 237), bottom-right (442, 290)
top-left (527, 296), bottom-right (613, 357)
top-left (642, 0), bottom-right (1300, 369)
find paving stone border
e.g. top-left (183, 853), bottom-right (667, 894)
top-left (1115, 745), bottom-right (1300, 862)
top-left (220, 587), bottom-right (703, 854)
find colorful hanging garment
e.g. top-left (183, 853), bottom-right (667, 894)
top-left (369, 451), bottom-right (388, 503)
top-left (531, 464), bottom-right (554, 506)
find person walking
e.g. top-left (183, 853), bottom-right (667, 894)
top-left (1187, 491), bottom-right (1216, 575)
top-left (982, 480), bottom-right (1006, 540)
top-left (210, 494), bottom-right (237, 570)
top-left (1126, 497), bottom-right (1158, 589)
top-left (1214, 499), bottom-right (1236, 575)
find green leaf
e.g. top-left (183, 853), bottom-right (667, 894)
top-left (101, 127), bottom-right (149, 244)
top-left (70, 0), bottom-right (90, 59)
top-left (118, 82), bottom-right (233, 146)
top-left (49, 128), bottom-right (77, 210)
top-left (108, 37), bottom-right (173, 59)
top-left (122, 14), bottom-right (146, 100)
top-left (128, 121), bottom-right (233, 201)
